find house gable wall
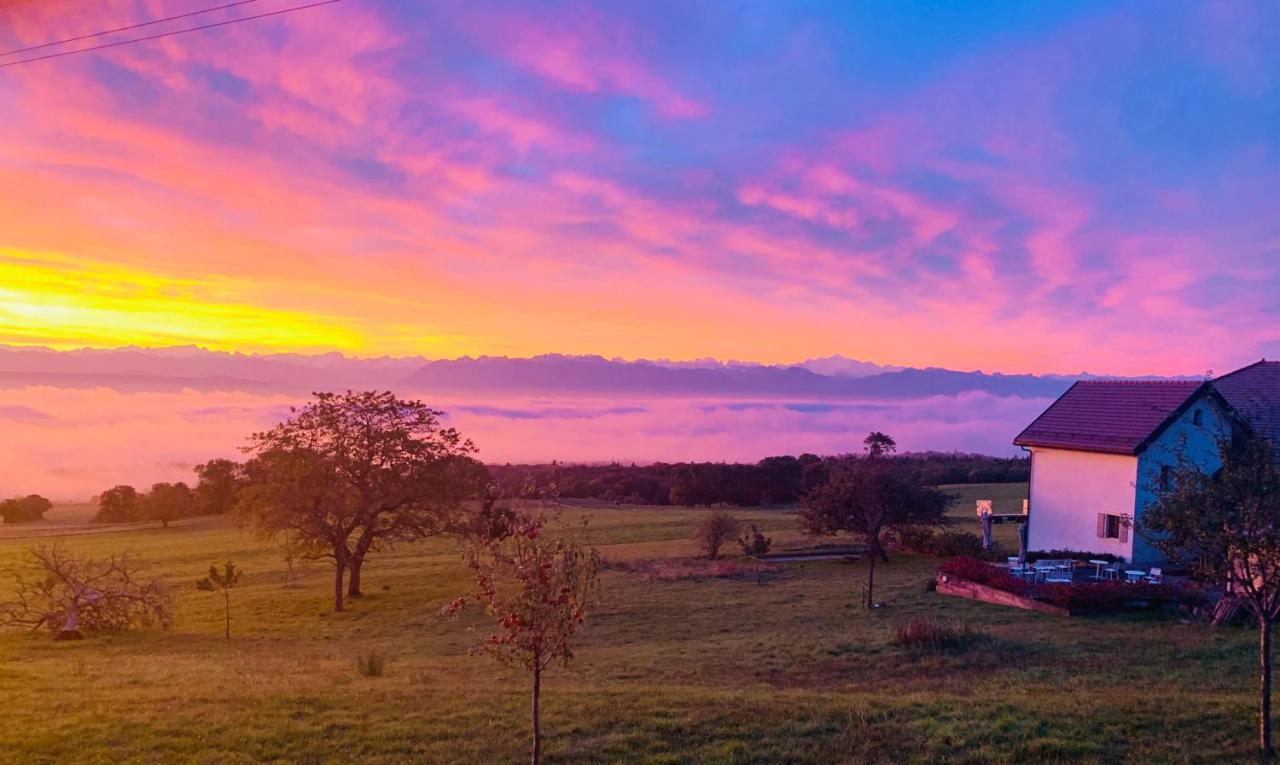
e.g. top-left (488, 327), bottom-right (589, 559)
top-left (1132, 394), bottom-right (1232, 564)
top-left (1026, 447), bottom-right (1138, 558)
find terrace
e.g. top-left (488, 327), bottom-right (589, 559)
top-left (936, 556), bottom-right (1193, 617)
top-left (1006, 558), bottom-right (1166, 586)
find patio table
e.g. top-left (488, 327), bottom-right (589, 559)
top-left (1088, 559), bottom-right (1110, 579)
top-left (1125, 570), bottom-right (1145, 583)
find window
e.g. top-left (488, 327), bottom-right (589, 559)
top-left (1160, 465), bottom-right (1173, 491)
top-left (1096, 513), bottom-right (1129, 542)
top-left (1193, 408), bottom-right (1203, 427)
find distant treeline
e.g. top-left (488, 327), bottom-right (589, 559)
top-left (487, 452), bottom-right (1029, 507)
top-left (77, 451), bottom-right (1026, 523)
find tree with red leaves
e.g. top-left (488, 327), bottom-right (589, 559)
top-left (446, 513), bottom-right (600, 765)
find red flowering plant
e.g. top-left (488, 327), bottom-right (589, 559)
top-left (938, 556), bottom-right (1199, 613)
top-left (938, 556), bottom-right (1031, 596)
top-left (1036, 580), bottom-right (1193, 611)
top-left (445, 511), bottom-right (600, 765)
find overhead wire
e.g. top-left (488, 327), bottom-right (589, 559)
top-left (0, 0), bottom-right (343, 69)
top-left (0, 0), bottom-right (263, 58)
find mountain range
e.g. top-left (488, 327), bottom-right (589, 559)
top-left (0, 344), bottom-right (1106, 400)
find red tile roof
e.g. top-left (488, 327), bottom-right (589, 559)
top-left (1212, 360), bottom-right (1280, 443)
top-left (1013, 380), bottom-right (1209, 455)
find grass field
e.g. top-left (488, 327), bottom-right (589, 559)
top-left (0, 483), bottom-right (1262, 764)
top-left (942, 482), bottom-right (1029, 552)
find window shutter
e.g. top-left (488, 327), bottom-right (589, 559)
top-left (1096, 513), bottom-right (1106, 538)
top-left (1119, 522), bottom-right (1129, 543)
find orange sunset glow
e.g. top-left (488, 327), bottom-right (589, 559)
top-left (1, 4), bottom-right (1279, 763)
top-left (1, 1), bottom-right (1274, 374)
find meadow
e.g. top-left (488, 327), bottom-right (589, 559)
top-left (0, 484), bottom-right (1262, 764)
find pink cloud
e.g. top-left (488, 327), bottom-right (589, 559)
top-left (475, 11), bottom-right (707, 119)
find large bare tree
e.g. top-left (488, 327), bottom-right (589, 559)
top-left (237, 391), bottom-right (486, 611)
top-left (0, 545), bottom-right (171, 637)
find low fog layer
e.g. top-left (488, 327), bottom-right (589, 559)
top-left (0, 385), bottom-right (1048, 500)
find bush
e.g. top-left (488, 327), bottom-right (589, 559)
top-left (937, 556), bottom-right (1030, 595)
top-left (611, 558), bottom-right (755, 582)
top-left (932, 530), bottom-right (987, 558)
top-left (355, 651), bottom-right (386, 677)
top-left (899, 527), bottom-right (990, 559)
top-left (694, 511), bottom-right (740, 560)
top-left (0, 495), bottom-right (52, 524)
top-left (895, 526), bottom-right (936, 552)
top-left (893, 617), bottom-right (986, 652)
top-left (1037, 581), bottom-right (1196, 611)
top-left (1027, 549), bottom-right (1123, 564)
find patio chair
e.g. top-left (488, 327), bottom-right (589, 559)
top-left (1144, 567), bottom-right (1163, 585)
top-left (1102, 562), bottom-right (1123, 581)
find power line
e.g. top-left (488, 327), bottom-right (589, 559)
top-left (1, 0), bottom-right (263, 58)
top-left (0, 0), bottom-right (343, 69)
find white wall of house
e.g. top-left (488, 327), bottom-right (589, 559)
top-left (1132, 397), bottom-right (1231, 564)
top-left (1026, 447), bottom-right (1138, 558)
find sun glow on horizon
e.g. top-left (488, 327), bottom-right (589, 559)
top-left (0, 2), bottom-right (1273, 375)
top-left (0, 249), bottom-right (365, 353)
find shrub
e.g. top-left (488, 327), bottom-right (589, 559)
top-left (694, 511), bottom-right (740, 560)
top-left (0, 495), bottom-right (52, 524)
top-left (893, 617), bottom-right (986, 652)
top-left (1037, 581), bottom-right (1196, 611)
top-left (895, 526), bottom-right (936, 552)
top-left (937, 556), bottom-right (1030, 595)
top-left (897, 527), bottom-right (995, 559)
top-left (355, 651), bottom-right (386, 677)
top-left (615, 558), bottom-right (754, 582)
top-left (932, 529), bottom-right (987, 558)
top-left (738, 524), bottom-right (772, 558)
top-left (1027, 549), bottom-right (1124, 564)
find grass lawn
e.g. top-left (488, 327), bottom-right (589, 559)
top-left (942, 482), bottom-right (1029, 552)
top-left (0, 485), bottom-right (1262, 764)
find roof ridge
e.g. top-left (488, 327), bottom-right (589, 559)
top-left (1213, 359), bottom-right (1276, 381)
top-left (1074, 379), bottom-right (1202, 384)
top-left (1013, 378), bottom-right (1210, 455)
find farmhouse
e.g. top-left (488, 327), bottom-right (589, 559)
top-left (1014, 361), bottom-right (1280, 564)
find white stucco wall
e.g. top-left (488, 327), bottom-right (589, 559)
top-left (1026, 447), bottom-right (1138, 558)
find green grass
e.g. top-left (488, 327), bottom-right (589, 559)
top-left (0, 487), bottom-right (1263, 764)
top-left (942, 482), bottom-right (1029, 552)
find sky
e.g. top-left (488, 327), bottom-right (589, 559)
top-left (0, 0), bottom-right (1275, 376)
